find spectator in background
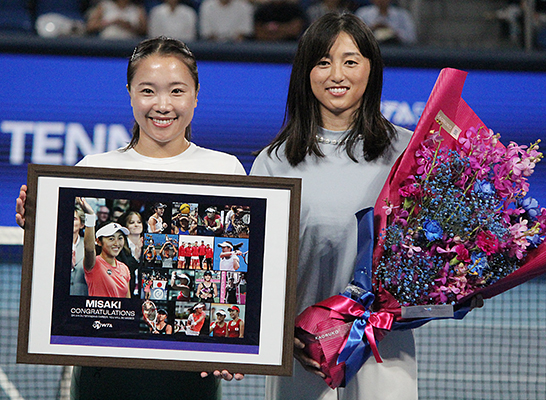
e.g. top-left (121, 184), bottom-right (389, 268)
top-left (112, 198), bottom-right (130, 213)
top-left (355, 0), bottom-right (416, 45)
top-left (511, 0), bottom-right (546, 49)
top-left (71, 205), bottom-right (88, 296)
top-left (86, 0), bottom-right (147, 39)
top-left (111, 206), bottom-right (125, 222)
top-left (199, 0), bottom-right (254, 41)
top-left (306, 0), bottom-right (353, 24)
top-left (253, 0), bottom-right (307, 41)
top-left (148, 0), bottom-right (197, 41)
top-left (117, 210), bottom-right (144, 295)
top-left (96, 205), bottom-right (111, 224)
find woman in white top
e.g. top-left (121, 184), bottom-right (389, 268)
top-left (16, 36), bottom-right (244, 399)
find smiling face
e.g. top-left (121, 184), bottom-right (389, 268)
top-left (310, 32), bottom-right (370, 130)
top-left (128, 54), bottom-right (198, 157)
top-left (98, 232), bottom-right (125, 258)
top-left (126, 213), bottom-right (143, 235)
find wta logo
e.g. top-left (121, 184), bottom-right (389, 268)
top-left (92, 320), bottom-right (113, 330)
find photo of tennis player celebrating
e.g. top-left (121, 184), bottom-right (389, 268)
top-left (171, 202), bottom-right (198, 235)
top-left (143, 235), bottom-right (157, 267)
top-left (216, 240), bottom-right (248, 272)
top-left (77, 197), bottom-right (131, 298)
top-left (159, 235), bottom-right (178, 268)
top-left (148, 202), bottom-right (168, 233)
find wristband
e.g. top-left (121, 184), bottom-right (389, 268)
top-left (85, 214), bottom-right (96, 227)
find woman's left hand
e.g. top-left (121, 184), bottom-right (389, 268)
top-left (200, 370), bottom-right (245, 381)
top-left (76, 197), bottom-right (94, 215)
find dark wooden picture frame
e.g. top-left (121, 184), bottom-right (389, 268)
top-left (17, 164), bottom-right (300, 376)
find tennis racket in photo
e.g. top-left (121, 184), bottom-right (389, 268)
top-left (142, 300), bottom-right (158, 332)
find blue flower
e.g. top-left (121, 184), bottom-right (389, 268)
top-left (473, 179), bottom-right (495, 196)
top-left (423, 218), bottom-right (443, 241)
top-left (517, 197), bottom-right (541, 219)
top-left (528, 234), bottom-right (542, 248)
top-left (469, 252), bottom-right (488, 277)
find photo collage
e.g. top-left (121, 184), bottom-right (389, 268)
top-left (71, 197), bottom-right (250, 340)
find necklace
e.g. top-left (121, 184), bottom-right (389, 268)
top-left (316, 134), bottom-right (363, 145)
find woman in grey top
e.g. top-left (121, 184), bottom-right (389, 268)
top-left (251, 13), bottom-right (417, 400)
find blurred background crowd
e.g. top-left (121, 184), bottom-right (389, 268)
top-left (1, 0), bottom-right (545, 50)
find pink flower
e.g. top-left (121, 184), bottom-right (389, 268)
top-left (512, 157), bottom-right (536, 177)
top-left (401, 235), bottom-right (422, 257)
top-left (383, 203), bottom-right (399, 216)
top-left (453, 244), bottom-right (470, 262)
top-left (476, 230), bottom-right (499, 255)
top-left (398, 176), bottom-right (421, 198)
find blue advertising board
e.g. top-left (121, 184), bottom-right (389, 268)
top-left (1, 53), bottom-right (545, 227)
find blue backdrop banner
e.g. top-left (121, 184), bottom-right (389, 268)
top-left (1, 53), bottom-right (545, 227)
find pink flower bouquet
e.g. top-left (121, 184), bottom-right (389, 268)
top-left (372, 68), bottom-right (546, 323)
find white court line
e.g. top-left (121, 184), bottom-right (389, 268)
top-left (0, 366), bottom-right (25, 400)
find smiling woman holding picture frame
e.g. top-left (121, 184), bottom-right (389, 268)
top-left (16, 36), bottom-right (247, 399)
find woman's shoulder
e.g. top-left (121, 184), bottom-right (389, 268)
top-left (191, 144), bottom-right (237, 160)
top-left (76, 148), bottom-right (129, 167)
top-left (250, 144), bottom-right (290, 176)
top-left (190, 144), bottom-right (246, 174)
top-left (392, 125), bottom-right (413, 153)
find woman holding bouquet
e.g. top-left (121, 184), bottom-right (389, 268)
top-left (251, 12), bottom-right (417, 400)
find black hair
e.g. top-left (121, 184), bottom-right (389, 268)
top-left (265, 12), bottom-right (397, 166)
top-left (125, 36), bottom-right (199, 150)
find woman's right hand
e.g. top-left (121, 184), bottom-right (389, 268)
top-left (294, 337), bottom-right (325, 379)
top-left (15, 184), bottom-right (27, 228)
